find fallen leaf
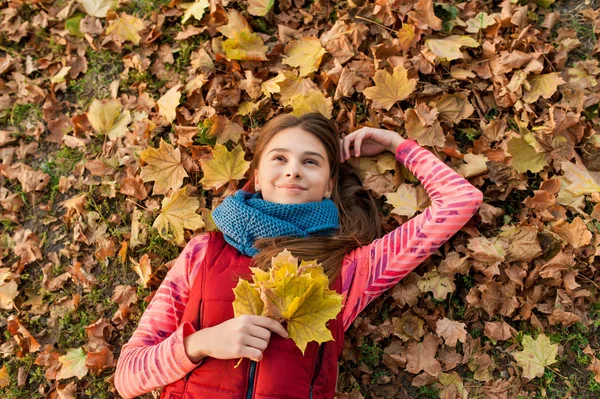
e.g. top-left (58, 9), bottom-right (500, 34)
top-left (181, 0), bottom-right (210, 24)
top-left (57, 347), bottom-right (89, 380)
top-left (436, 318), bottom-right (467, 347)
top-left (289, 89), bottom-right (333, 119)
top-left (140, 139), bottom-right (188, 195)
top-left (417, 271), bottom-right (456, 300)
top-left (247, 0), bottom-right (274, 16)
top-left (425, 35), bottom-right (480, 61)
top-left (507, 136), bottom-right (548, 173)
top-left (282, 37), bottom-right (327, 77)
top-left (105, 14), bottom-right (145, 45)
top-left (130, 254), bottom-right (152, 288)
top-left (522, 73), bottom-right (565, 104)
top-left (199, 144), bottom-right (250, 190)
top-left (153, 187), bottom-right (205, 245)
top-left (86, 99), bottom-right (131, 140)
top-left (77, 0), bottom-right (117, 18)
top-left (466, 12), bottom-right (497, 33)
top-left (384, 184), bottom-right (430, 218)
top-left (404, 334), bottom-right (442, 376)
top-left (363, 64), bottom-right (417, 110)
top-left (157, 84), bottom-right (182, 123)
top-left (512, 333), bottom-right (558, 380)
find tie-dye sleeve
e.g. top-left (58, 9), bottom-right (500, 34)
top-left (339, 139), bottom-right (483, 330)
top-left (114, 234), bottom-right (210, 399)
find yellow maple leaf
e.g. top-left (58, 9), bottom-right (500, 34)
top-left (278, 76), bottom-right (318, 105)
top-left (404, 108), bottom-right (445, 148)
top-left (417, 271), bottom-right (456, 300)
top-left (507, 137), bottom-right (548, 173)
top-left (512, 334), bottom-right (559, 379)
top-left (87, 99), bottom-right (132, 140)
top-left (222, 31), bottom-right (268, 61)
top-left (425, 35), bottom-right (480, 61)
top-left (181, 0), bottom-right (210, 24)
top-left (363, 64), bottom-right (417, 110)
top-left (289, 90), bottom-right (333, 119)
top-left (153, 187), bottom-right (205, 245)
top-left (283, 37), bottom-right (327, 77)
top-left (522, 72), bottom-right (565, 104)
top-left (77, 0), bottom-right (117, 18)
top-left (105, 14), bottom-right (145, 45)
top-left (140, 139), bottom-right (188, 195)
top-left (157, 84), bottom-right (182, 123)
top-left (200, 144), bottom-right (250, 190)
top-left (282, 281), bottom-right (341, 354)
top-left (57, 348), bottom-right (89, 380)
top-left (261, 72), bottom-right (286, 97)
top-left (385, 184), bottom-right (430, 218)
top-left (0, 269), bottom-right (18, 309)
top-left (247, 0), bottom-right (274, 16)
top-left (232, 250), bottom-right (342, 354)
top-left (232, 279), bottom-right (264, 317)
top-left (218, 9), bottom-right (251, 39)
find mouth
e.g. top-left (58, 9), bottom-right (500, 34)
top-left (277, 185), bottom-right (307, 192)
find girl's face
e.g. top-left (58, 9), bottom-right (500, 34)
top-left (254, 127), bottom-right (334, 204)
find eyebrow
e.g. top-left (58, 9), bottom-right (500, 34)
top-left (267, 148), bottom-right (325, 160)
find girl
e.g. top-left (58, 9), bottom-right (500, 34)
top-left (114, 113), bottom-right (483, 399)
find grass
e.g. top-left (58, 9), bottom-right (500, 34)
top-left (68, 48), bottom-right (124, 108)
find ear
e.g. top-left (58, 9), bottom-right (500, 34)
top-left (327, 177), bottom-right (334, 194)
top-left (254, 169), bottom-right (259, 185)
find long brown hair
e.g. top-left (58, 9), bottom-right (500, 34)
top-left (243, 113), bottom-right (384, 283)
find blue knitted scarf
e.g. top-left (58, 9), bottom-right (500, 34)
top-left (212, 190), bottom-right (340, 256)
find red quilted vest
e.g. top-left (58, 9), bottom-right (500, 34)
top-left (160, 232), bottom-right (345, 399)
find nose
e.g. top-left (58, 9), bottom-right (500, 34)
top-left (284, 160), bottom-right (302, 178)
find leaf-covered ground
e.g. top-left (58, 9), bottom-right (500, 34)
top-left (1, 0), bottom-right (600, 398)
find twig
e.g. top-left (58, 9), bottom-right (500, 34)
top-left (354, 16), bottom-right (399, 35)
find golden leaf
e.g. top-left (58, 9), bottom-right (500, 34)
top-left (289, 90), bottom-right (333, 119)
top-left (217, 9), bottom-right (251, 39)
top-left (282, 37), bottom-right (327, 77)
top-left (404, 108), bottom-right (445, 147)
top-left (57, 348), bottom-right (89, 380)
top-left (232, 279), bottom-right (263, 317)
top-left (512, 334), bottom-right (559, 379)
top-left (157, 84), bottom-right (182, 123)
top-left (232, 250), bottom-right (342, 354)
top-left (87, 99), bottom-right (131, 140)
top-left (363, 65), bottom-right (417, 110)
top-left (200, 144), bottom-right (250, 190)
top-left (153, 187), bottom-right (205, 245)
top-left (209, 115), bottom-right (244, 144)
top-left (261, 72), bottom-right (286, 97)
top-left (105, 14), bottom-right (145, 45)
top-left (222, 31), bottom-right (269, 61)
top-left (140, 139), bottom-right (188, 195)
top-left (425, 35), bottom-right (480, 61)
top-left (282, 282), bottom-right (341, 354)
top-left (522, 73), bottom-right (565, 104)
top-left (181, 0), bottom-right (210, 24)
top-left (507, 137), bottom-right (548, 173)
top-left (0, 269), bottom-right (18, 310)
top-left (417, 271), bottom-right (456, 300)
top-left (384, 184), bottom-right (430, 218)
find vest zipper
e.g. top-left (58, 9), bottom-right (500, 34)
top-left (245, 360), bottom-right (257, 399)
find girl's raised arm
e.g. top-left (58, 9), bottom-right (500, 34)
top-left (114, 234), bottom-right (210, 398)
top-left (340, 139), bottom-right (483, 330)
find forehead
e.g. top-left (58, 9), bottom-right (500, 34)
top-left (264, 127), bottom-right (327, 154)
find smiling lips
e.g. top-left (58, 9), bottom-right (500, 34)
top-left (278, 184), bottom-right (306, 192)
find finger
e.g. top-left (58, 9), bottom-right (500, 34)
top-left (253, 317), bottom-right (288, 338)
top-left (339, 138), bottom-right (345, 163)
top-left (242, 347), bottom-right (264, 362)
top-left (244, 335), bottom-right (269, 351)
top-left (247, 325), bottom-right (271, 342)
top-left (344, 135), bottom-right (352, 161)
top-left (354, 134), bottom-right (364, 158)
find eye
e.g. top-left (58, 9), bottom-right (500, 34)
top-left (272, 155), bottom-right (286, 162)
top-left (304, 159), bottom-right (319, 165)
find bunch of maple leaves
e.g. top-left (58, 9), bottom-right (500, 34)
top-left (0, 0), bottom-right (599, 397)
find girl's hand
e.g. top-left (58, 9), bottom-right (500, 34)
top-left (340, 127), bottom-right (405, 162)
top-left (184, 315), bottom-right (288, 363)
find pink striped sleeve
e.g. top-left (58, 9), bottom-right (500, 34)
top-left (114, 234), bottom-right (210, 398)
top-left (340, 139), bottom-right (483, 330)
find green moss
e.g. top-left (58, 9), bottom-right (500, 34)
top-left (68, 48), bottom-right (124, 108)
top-left (417, 385), bottom-right (439, 399)
top-left (358, 336), bottom-right (383, 368)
